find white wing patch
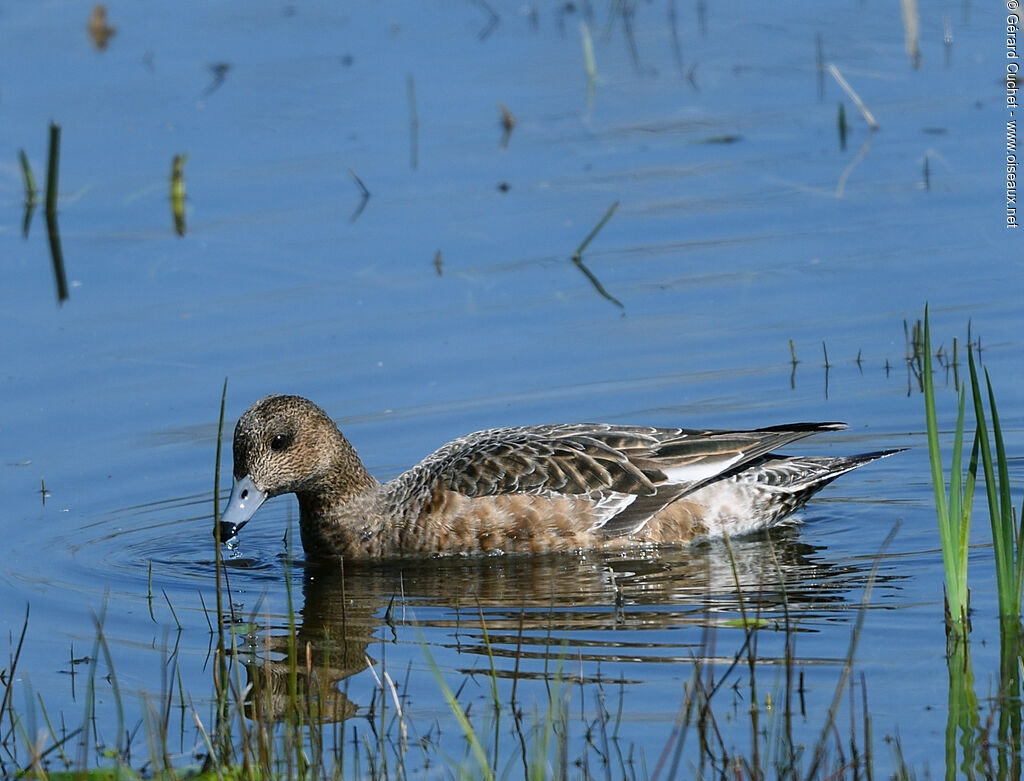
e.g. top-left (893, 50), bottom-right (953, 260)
top-left (587, 492), bottom-right (637, 530)
top-left (661, 454), bottom-right (744, 486)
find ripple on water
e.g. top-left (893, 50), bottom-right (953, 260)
top-left (24, 492), bottom-right (280, 619)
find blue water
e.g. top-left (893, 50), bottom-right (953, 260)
top-left (0, 0), bottom-right (1020, 776)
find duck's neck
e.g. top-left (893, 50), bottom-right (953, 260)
top-left (294, 431), bottom-right (383, 555)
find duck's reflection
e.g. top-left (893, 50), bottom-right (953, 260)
top-left (231, 527), bottom-right (896, 722)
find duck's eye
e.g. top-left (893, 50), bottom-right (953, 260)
top-left (270, 433), bottom-right (292, 452)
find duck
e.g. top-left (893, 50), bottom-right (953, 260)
top-left (218, 394), bottom-right (900, 559)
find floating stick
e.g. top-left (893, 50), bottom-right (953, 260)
top-left (45, 122), bottom-right (68, 303)
top-left (827, 64), bottom-right (879, 130)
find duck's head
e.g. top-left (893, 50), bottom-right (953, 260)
top-left (217, 394), bottom-right (364, 543)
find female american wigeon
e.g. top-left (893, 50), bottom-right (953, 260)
top-left (219, 395), bottom-right (899, 559)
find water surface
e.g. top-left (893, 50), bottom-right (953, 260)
top-left (0, 0), bottom-right (1020, 775)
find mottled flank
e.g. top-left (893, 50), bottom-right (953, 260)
top-left (220, 395), bottom-right (901, 560)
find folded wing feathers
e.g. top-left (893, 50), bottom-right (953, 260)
top-left (741, 448), bottom-right (904, 492)
top-left (437, 429), bottom-right (663, 498)
top-left (402, 422), bottom-right (849, 533)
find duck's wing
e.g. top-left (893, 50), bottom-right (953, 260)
top-left (586, 422), bottom-right (850, 536)
top-left (394, 424), bottom-right (664, 503)
top-left (388, 422), bottom-right (847, 535)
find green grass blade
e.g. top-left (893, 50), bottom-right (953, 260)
top-left (923, 310), bottom-right (950, 528)
top-left (961, 430), bottom-right (980, 593)
top-left (171, 154), bottom-right (187, 237)
top-left (420, 634), bottom-right (494, 781)
top-left (950, 387), bottom-right (970, 614)
top-left (1018, 493), bottom-right (1024, 610)
top-left (18, 149), bottom-right (37, 203)
top-left (474, 602), bottom-right (502, 778)
top-left (986, 370), bottom-right (1014, 544)
top-left (45, 122), bottom-right (60, 221)
top-left (967, 350), bottom-right (998, 531)
top-left (967, 351), bottom-right (1010, 612)
top-left (923, 308), bottom-right (968, 625)
top-left (947, 387), bottom-right (964, 531)
top-left (984, 367), bottom-right (1022, 617)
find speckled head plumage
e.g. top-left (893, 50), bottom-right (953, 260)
top-left (233, 395), bottom-right (332, 493)
top-left (219, 395), bottom-right (378, 545)
top-left (233, 394), bottom-right (376, 496)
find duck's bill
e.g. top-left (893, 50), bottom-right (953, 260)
top-left (215, 474), bottom-right (268, 546)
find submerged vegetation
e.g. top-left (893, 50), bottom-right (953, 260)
top-left (2, 542), bottom-right (907, 780)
